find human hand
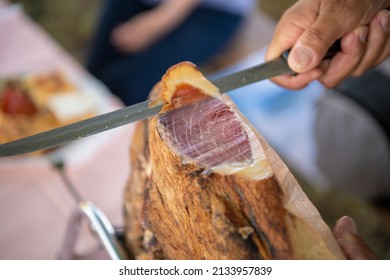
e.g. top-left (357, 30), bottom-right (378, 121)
top-left (333, 216), bottom-right (378, 260)
top-left (266, 0), bottom-right (390, 89)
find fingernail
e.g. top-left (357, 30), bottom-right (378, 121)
top-left (359, 27), bottom-right (368, 43)
top-left (290, 47), bottom-right (314, 71)
top-left (336, 216), bottom-right (358, 235)
top-left (381, 11), bottom-right (390, 32)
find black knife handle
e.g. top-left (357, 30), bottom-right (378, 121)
top-left (282, 39), bottom-right (342, 61)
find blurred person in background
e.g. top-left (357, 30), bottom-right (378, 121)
top-left (314, 67), bottom-right (390, 203)
top-left (86, 0), bottom-right (256, 106)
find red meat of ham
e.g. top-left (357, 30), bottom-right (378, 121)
top-left (159, 97), bottom-right (252, 167)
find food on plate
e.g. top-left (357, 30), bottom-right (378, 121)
top-left (124, 62), bottom-right (345, 259)
top-left (0, 71), bottom-right (97, 154)
top-left (0, 82), bottom-right (38, 115)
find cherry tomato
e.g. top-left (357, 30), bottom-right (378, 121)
top-left (0, 85), bottom-right (37, 115)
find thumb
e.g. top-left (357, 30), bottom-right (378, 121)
top-left (333, 216), bottom-right (378, 260)
top-left (288, 16), bottom-right (347, 73)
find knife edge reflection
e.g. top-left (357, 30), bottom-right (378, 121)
top-left (0, 101), bottom-right (163, 157)
top-left (0, 57), bottom-right (293, 157)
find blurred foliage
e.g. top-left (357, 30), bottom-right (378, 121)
top-left (10, 0), bottom-right (103, 63)
top-left (296, 174), bottom-right (390, 259)
top-left (260, 0), bottom-right (296, 20)
top-left (8, 0), bottom-right (390, 259)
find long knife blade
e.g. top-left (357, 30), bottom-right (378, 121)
top-left (0, 57), bottom-right (293, 157)
top-left (213, 56), bottom-right (293, 92)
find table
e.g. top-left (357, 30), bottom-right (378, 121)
top-left (0, 2), bottom-right (135, 259)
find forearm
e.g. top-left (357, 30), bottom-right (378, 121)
top-left (158, 0), bottom-right (201, 25)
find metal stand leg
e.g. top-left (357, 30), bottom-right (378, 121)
top-left (48, 154), bottom-right (128, 260)
top-left (58, 200), bottom-right (128, 260)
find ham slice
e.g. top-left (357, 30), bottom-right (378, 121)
top-left (124, 62), bottom-right (345, 260)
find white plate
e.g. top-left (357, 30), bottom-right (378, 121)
top-left (0, 73), bottom-right (125, 168)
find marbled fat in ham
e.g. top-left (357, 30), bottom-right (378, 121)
top-left (158, 97), bottom-right (252, 167)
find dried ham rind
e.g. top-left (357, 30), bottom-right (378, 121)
top-left (149, 61), bottom-right (220, 111)
top-left (124, 62), bottom-right (345, 260)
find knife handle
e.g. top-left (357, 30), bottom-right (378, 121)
top-left (282, 39), bottom-right (341, 61)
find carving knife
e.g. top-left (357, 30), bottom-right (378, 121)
top-left (0, 43), bottom-right (341, 157)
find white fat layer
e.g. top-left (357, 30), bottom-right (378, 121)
top-left (211, 116), bottom-right (273, 180)
top-left (214, 97), bottom-right (273, 179)
top-left (46, 91), bottom-right (96, 122)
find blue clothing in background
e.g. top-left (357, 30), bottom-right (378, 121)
top-left (139, 0), bottom-right (257, 16)
top-left (86, 0), bottom-right (246, 105)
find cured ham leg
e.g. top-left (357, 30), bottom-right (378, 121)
top-left (124, 62), bottom-right (345, 260)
